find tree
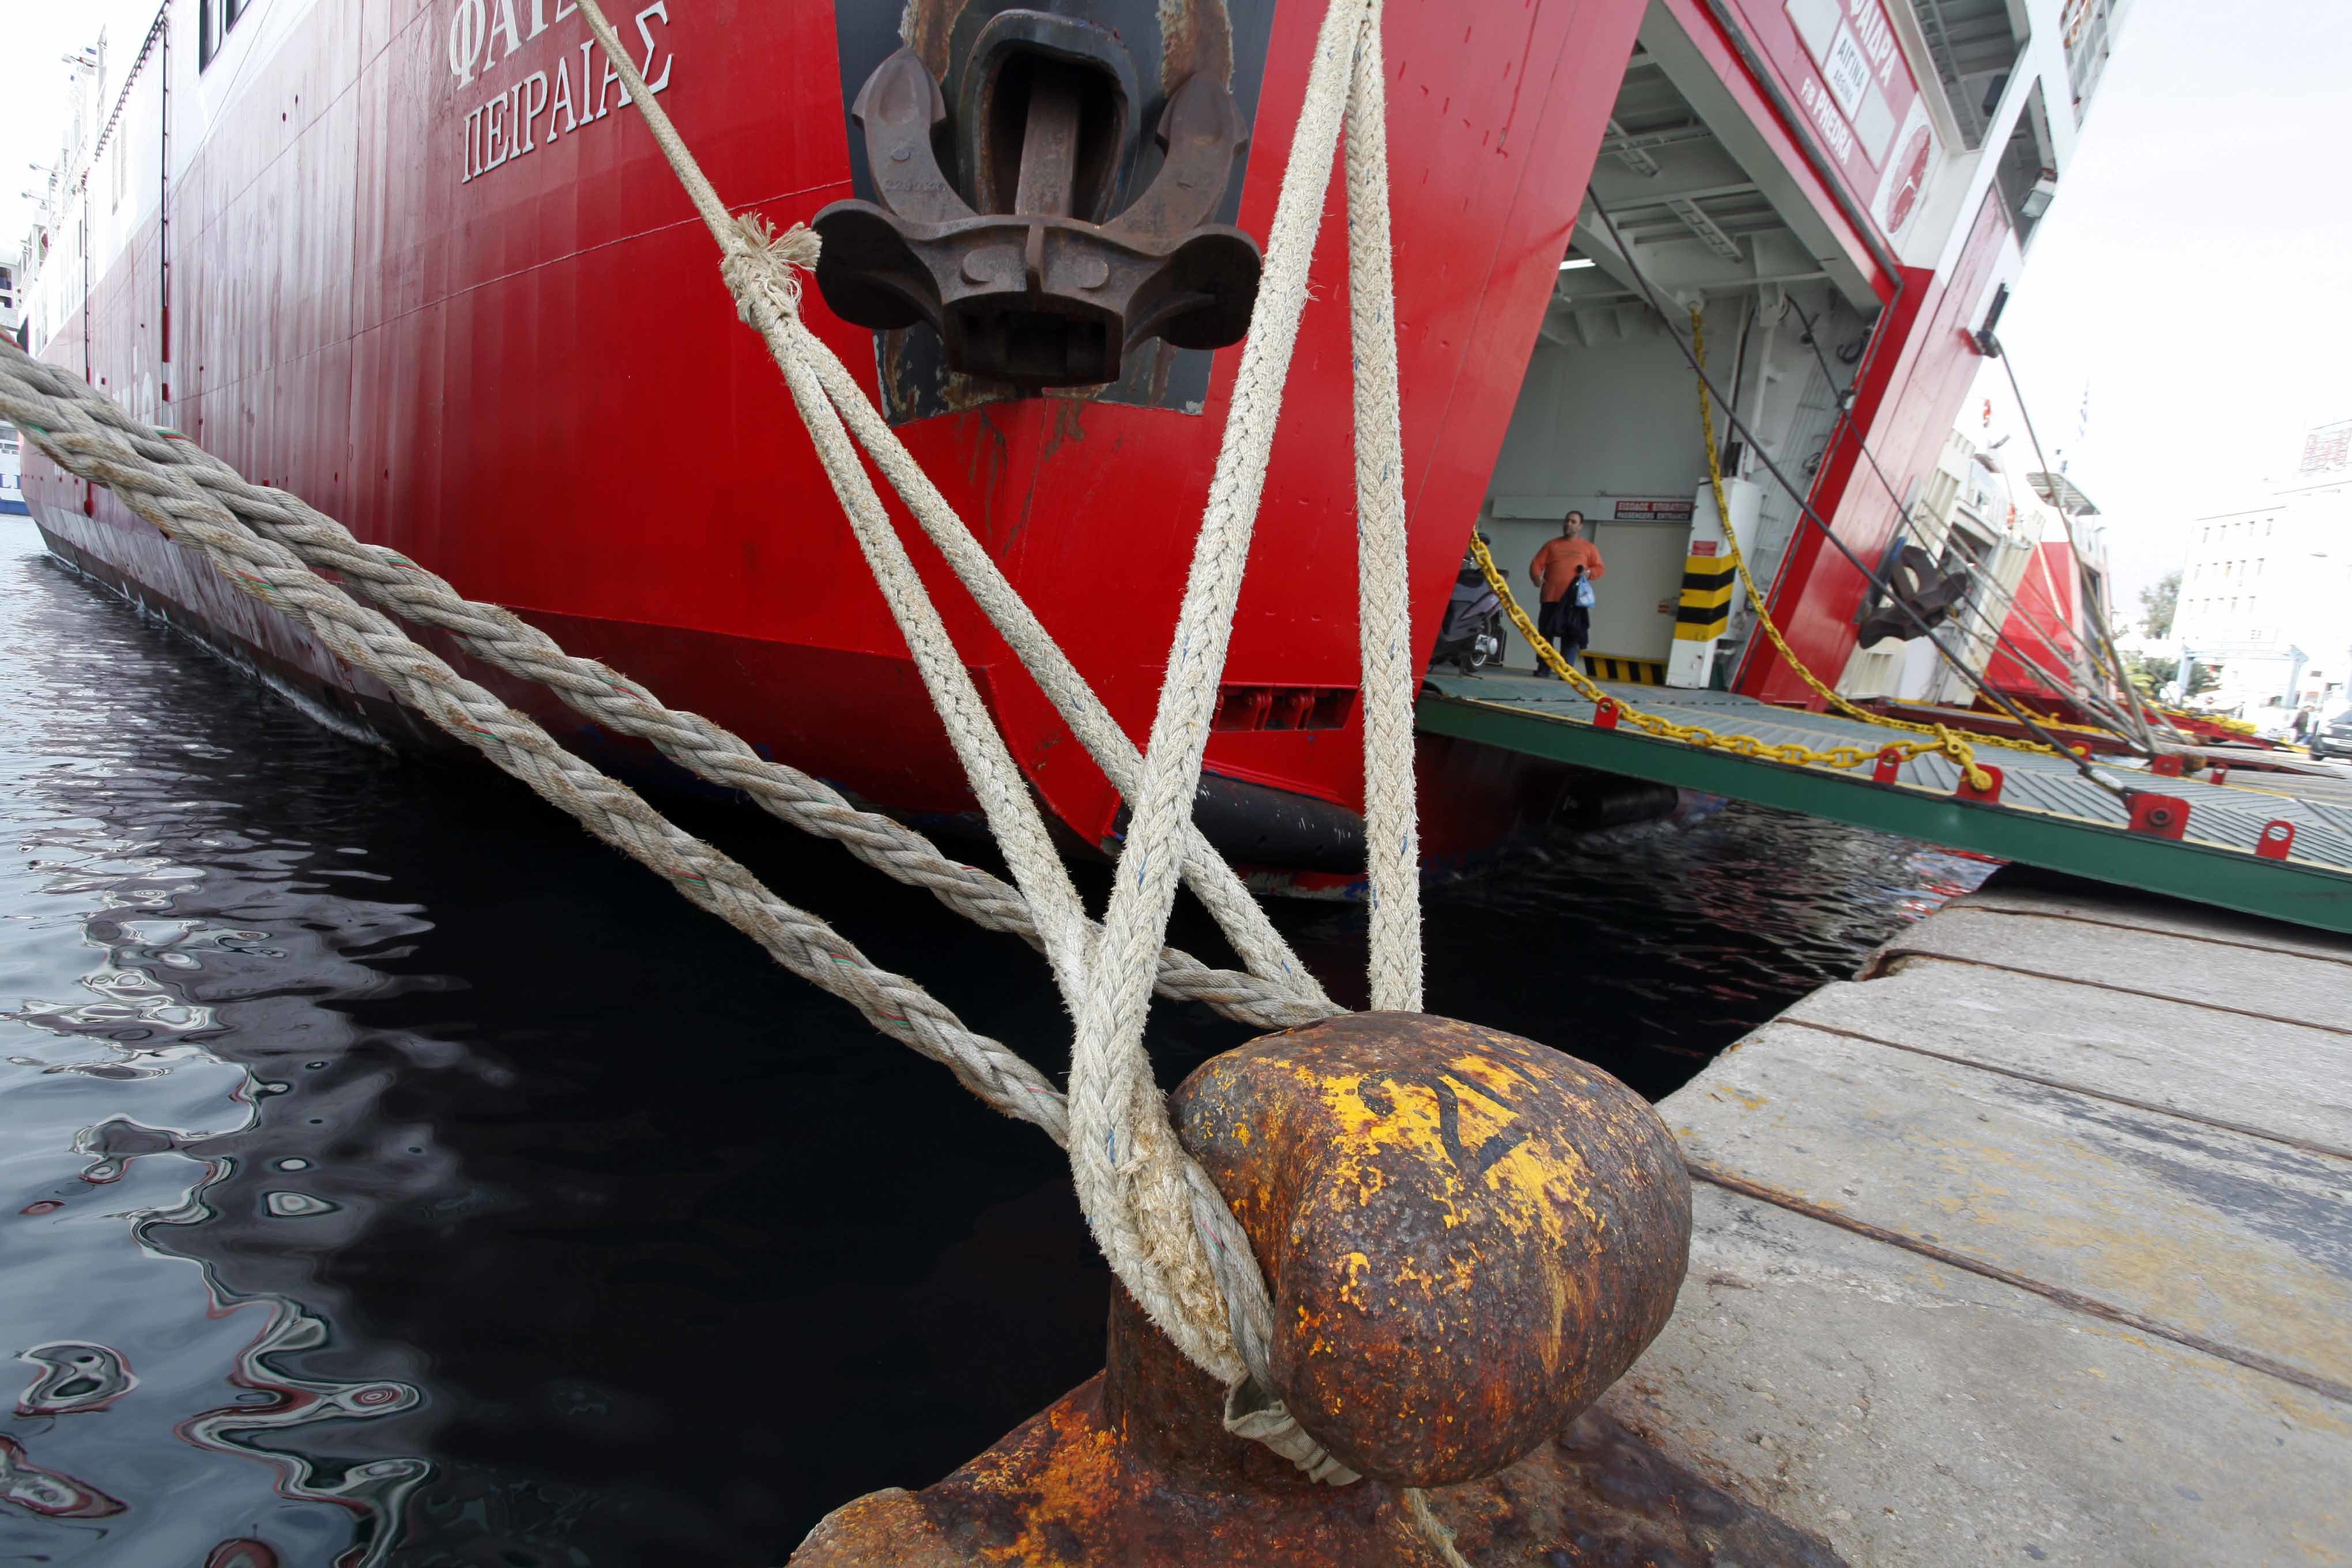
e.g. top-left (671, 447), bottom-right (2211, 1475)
top-left (2138, 569), bottom-right (2179, 639)
top-left (2125, 654), bottom-right (2172, 699)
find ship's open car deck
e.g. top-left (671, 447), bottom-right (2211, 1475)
top-left (1419, 673), bottom-right (2352, 934)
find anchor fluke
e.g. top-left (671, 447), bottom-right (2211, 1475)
top-left (812, 19), bottom-right (1261, 390)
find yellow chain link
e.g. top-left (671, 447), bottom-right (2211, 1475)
top-left (2151, 703), bottom-right (2254, 737)
top-left (1445, 306), bottom-right (2019, 793)
top-left (1463, 535), bottom-right (1989, 788)
top-left (2008, 702), bottom-right (2120, 737)
top-left (1687, 308), bottom-right (2049, 774)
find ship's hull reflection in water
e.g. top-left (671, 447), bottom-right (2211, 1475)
top-left (0, 518), bottom-right (1989, 1564)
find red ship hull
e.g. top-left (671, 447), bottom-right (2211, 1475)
top-left (21, 0), bottom-right (2021, 881)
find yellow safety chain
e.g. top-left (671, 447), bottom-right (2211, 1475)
top-left (1687, 308), bottom-right (2053, 771)
top-left (2008, 703), bottom-right (2104, 733)
top-left (1463, 535), bottom-right (1991, 788)
top-left (2007, 702), bottom-right (2129, 740)
top-left (2153, 703), bottom-right (2254, 737)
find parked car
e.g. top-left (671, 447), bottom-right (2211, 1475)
top-left (2312, 708), bottom-right (2352, 761)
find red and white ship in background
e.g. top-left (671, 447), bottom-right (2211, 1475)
top-left (16, 0), bottom-right (2132, 887)
top-left (1830, 402), bottom-right (2119, 720)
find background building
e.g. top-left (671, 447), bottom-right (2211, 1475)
top-left (2176, 419), bottom-right (2352, 723)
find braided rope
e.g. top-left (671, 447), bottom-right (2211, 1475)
top-left (1344, 9), bottom-right (1425, 1016)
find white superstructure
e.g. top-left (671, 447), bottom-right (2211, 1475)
top-left (0, 258), bottom-right (20, 515)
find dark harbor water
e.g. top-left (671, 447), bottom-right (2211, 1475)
top-left (0, 517), bottom-right (1991, 1566)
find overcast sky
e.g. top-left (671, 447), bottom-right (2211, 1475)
top-left (3, 0), bottom-right (2340, 610)
top-left (1981, 0), bottom-right (2352, 608)
top-left (1, 0), bottom-right (159, 242)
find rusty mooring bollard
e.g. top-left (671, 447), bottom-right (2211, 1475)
top-left (789, 1013), bottom-right (1799, 1566)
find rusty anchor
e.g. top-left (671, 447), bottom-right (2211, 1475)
top-left (813, 13), bottom-right (1261, 389)
top-left (790, 1014), bottom-right (1846, 1565)
top-left (1856, 542), bottom-right (1971, 649)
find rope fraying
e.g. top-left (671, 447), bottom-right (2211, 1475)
top-left (719, 214), bottom-right (819, 330)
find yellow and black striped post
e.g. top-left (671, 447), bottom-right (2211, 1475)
top-left (1665, 543), bottom-right (1736, 687)
top-left (1582, 653), bottom-right (1669, 685)
top-left (1676, 549), bottom-right (1736, 641)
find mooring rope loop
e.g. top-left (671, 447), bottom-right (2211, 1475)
top-left (9, 0), bottom-right (1460, 1542)
top-left (572, 0), bottom-right (1416, 1420)
top-left (1058, 0), bottom-right (1371, 1396)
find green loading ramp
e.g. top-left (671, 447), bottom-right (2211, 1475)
top-left (1418, 673), bottom-right (2352, 935)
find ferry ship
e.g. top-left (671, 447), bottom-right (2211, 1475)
top-left (14, 0), bottom-right (2131, 885)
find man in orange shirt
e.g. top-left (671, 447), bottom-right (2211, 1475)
top-left (1527, 511), bottom-right (1605, 676)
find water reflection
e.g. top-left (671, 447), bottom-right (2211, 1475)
top-left (0, 523), bottom-right (438, 1565)
top-left (0, 517), bottom-right (1987, 1563)
top-left (16, 1343), bottom-right (139, 1417)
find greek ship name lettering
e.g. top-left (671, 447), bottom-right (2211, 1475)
top-left (453, 1), bottom-right (676, 186)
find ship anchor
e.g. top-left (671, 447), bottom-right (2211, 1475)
top-left (812, 13), bottom-right (1262, 389)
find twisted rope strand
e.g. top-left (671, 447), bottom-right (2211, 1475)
top-left (0, 342), bottom-right (1070, 1147)
top-left (0, 345), bottom-right (1326, 1035)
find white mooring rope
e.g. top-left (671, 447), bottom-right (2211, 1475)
top-left (1343, 7), bottom-right (1425, 1016)
top-left (6, 0), bottom-right (1464, 1547)
top-left (1058, 0), bottom-right (1404, 1401)
top-left (571, 0), bottom-right (1421, 1414)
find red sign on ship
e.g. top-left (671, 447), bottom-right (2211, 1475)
top-left (1718, 0), bottom-right (1931, 242)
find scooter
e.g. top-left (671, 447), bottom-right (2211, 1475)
top-left (1433, 544), bottom-right (1506, 674)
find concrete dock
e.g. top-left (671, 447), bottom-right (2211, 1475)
top-left (1596, 869), bottom-right (2351, 1565)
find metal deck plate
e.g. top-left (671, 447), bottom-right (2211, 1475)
top-left (1418, 673), bottom-right (2352, 933)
